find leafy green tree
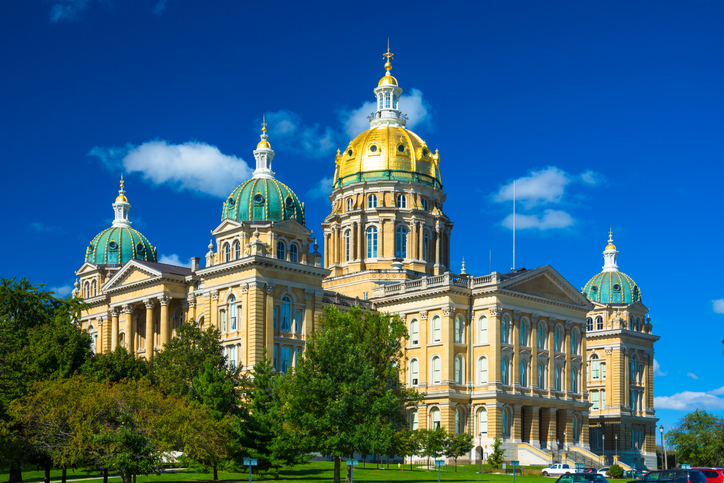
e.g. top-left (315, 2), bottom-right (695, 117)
top-left (487, 435), bottom-right (505, 469)
top-left (81, 346), bottom-right (150, 383)
top-left (419, 428), bottom-right (448, 469)
top-left (667, 409), bottom-right (724, 467)
top-left (280, 306), bottom-right (422, 483)
top-left (445, 431), bottom-right (474, 472)
top-left (393, 429), bottom-right (423, 471)
top-left (609, 464), bottom-right (624, 478)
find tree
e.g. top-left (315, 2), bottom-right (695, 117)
top-left (80, 346), bottom-right (150, 383)
top-left (487, 435), bottom-right (505, 469)
top-left (280, 306), bottom-right (422, 483)
top-left (609, 464), bottom-right (623, 478)
top-left (667, 409), bottom-right (724, 467)
top-left (392, 429), bottom-right (423, 471)
top-left (444, 432), bottom-right (474, 472)
top-left (419, 428), bottom-right (448, 469)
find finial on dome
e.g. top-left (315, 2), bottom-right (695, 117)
top-left (383, 40), bottom-right (394, 72)
top-left (461, 258), bottom-right (467, 275)
top-left (261, 114), bottom-right (267, 133)
top-left (257, 115), bottom-right (272, 149)
top-left (605, 229), bottom-right (617, 251)
top-left (115, 175), bottom-right (128, 203)
top-left (120, 174), bottom-right (124, 190)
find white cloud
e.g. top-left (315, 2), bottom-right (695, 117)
top-left (307, 177), bottom-right (334, 200)
top-left (655, 387), bottom-right (724, 411)
top-left (501, 209), bottom-right (574, 231)
top-left (49, 285), bottom-right (73, 297)
top-left (713, 299), bottom-right (724, 314)
top-left (687, 373), bottom-right (699, 380)
top-left (29, 222), bottom-right (62, 233)
top-left (494, 167), bottom-right (572, 208)
top-left (89, 140), bottom-right (253, 198)
top-left (49, 0), bottom-right (90, 23)
top-left (158, 254), bottom-right (192, 268)
top-left (340, 87), bottom-right (432, 139)
top-left (153, 0), bottom-right (169, 15)
top-left (265, 111), bottom-right (337, 158)
top-left (653, 358), bottom-right (667, 377)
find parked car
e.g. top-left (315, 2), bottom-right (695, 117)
top-left (555, 474), bottom-right (610, 483)
top-left (691, 468), bottom-right (724, 483)
top-left (543, 464), bottom-right (581, 477)
top-left (626, 469), bottom-right (707, 483)
top-left (624, 470), bottom-right (649, 479)
top-left (599, 468), bottom-right (610, 477)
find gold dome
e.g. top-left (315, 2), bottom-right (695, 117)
top-left (605, 231), bottom-right (616, 250)
top-left (378, 74), bottom-right (398, 86)
top-left (257, 139), bottom-right (271, 149)
top-left (334, 125), bottom-right (441, 188)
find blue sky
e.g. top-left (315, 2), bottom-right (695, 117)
top-left (2, 0), bottom-right (723, 432)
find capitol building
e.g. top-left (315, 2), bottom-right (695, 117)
top-left (73, 49), bottom-right (658, 469)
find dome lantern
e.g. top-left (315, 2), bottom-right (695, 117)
top-left (112, 175), bottom-right (131, 228)
top-left (253, 115), bottom-right (275, 179)
top-left (370, 44), bottom-right (406, 129)
top-left (602, 230), bottom-right (619, 272)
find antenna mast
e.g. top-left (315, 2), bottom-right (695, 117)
top-left (512, 180), bottom-right (516, 271)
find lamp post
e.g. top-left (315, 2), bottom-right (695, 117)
top-left (479, 433), bottom-right (483, 473)
top-left (564, 430), bottom-right (567, 452)
top-left (660, 425), bottom-right (668, 470)
top-left (615, 434), bottom-right (618, 460)
top-left (602, 434), bottom-right (606, 461)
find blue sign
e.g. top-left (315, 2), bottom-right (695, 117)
top-left (243, 458), bottom-right (258, 466)
top-left (435, 460), bottom-right (446, 467)
top-left (346, 459), bottom-right (359, 466)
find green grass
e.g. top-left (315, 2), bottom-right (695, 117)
top-left (2, 462), bottom-right (553, 483)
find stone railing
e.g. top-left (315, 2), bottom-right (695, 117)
top-left (374, 271), bottom-right (508, 297)
top-left (322, 291), bottom-right (375, 311)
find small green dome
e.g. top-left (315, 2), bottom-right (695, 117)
top-left (583, 271), bottom-right (641, 304)
top-left (86, 226), bottom-right (157, 265)
top-left (221, 177), bottom-right (305, 226)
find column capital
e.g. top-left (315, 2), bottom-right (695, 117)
top-left (158, 295), bottom-right (170, 306)
top-left (266, 283), bottom-right (275, 294)
top-left (304, 289), bottom-right (315, 300)
top-left (512, 309), bottom-right (521, 321)
top-left (549, 316), bottom-right (557, 324)
top-left (605, 347), bottom-right (613, 354)
top-left (565, 320), bottom-right (573, 330)
top-left (530, 405), bottom-right (541, 411)
top-left (442, 305), bottom-right (454, 316)
top-left (210, 289), bottom-right (219, 300)
top-left (248, 281), bottom-right (265, 289)
top-left (111, 306), bottom-right (121, 316)
top-left (489, 305), bottom-right (502, 317)
top-left (420, 310), bottom-right (428, 320)
top-left (121, 304), bottom-right (133, 315)
top-left (143, 298), bottom-right (156, 309)
top-left (241, 282), bottom-right (249, 293)
top-left (531, 313), bottom-right (540, 323)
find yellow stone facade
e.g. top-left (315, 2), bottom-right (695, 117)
top-left (73, 48), bottom-right (658, 469)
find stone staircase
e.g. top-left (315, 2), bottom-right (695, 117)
top-left (565, 446), bottom-right (606, 468)
top-left (517, 443), bottom-right (554, 465)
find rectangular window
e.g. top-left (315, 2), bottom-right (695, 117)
top-left (221, 310), bottom-right (227, 333)
top-left (601, 389), bottom-right (606, 408)
top-left (273, 306), bottom-right (278, 331)
top-left (273, 344), bottom-right (279, 371)
top-left (591, 390), bottom-right (599, 410)
top-left (295, 309), bottom-right (303, 333)
top-left (230, 310), bottom-right (237, 331)
top-left (363, 292), bottom-right (368, 300)
top-left (282, 346), bottom-right (291, 374)
top-left (592, 360), bottom-right (600, 379)
top-left (229, 345), bottom-right (237, 369)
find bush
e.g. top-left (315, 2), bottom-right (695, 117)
top-left (609, 464), bottom-right (624, 478)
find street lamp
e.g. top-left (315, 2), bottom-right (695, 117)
top-left (660, 425), bottom-right (668, 470)
top-left (564, 430), bottom-right (567, 451)
top-left (615, 434), bottom-right (618, 460)
top-left (602, 434), bottom-right (606, 458)
top-left (479, 433), bottom-right (484, 473)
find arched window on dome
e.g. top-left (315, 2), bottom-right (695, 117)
top-left (422, 230), bottom-right (430, 262)
top-left (346, 198), bottom-right (353, 212)
top-left (366, 226), bottom-right (378, 258)
top-left (368, 194), bottom-right (378, 209)
top-left (91, 280), bottom-right (97, 297)
top-left (596, 316), bottom-right (603, 330)
top-left (396, 194), bottom-right (407, 208)
top-left (277, 241), bottom-right (286, 261)
top-left (395, 226), bottom-right (408, 259)
top-left (224, 243), bottom-right (231, 262)
top-left (233, 240), bottom-right (240, 260)
top-left (289, 243), bottom-right (299, 263)
top-left (587, 317), bottom-right (593, 331)
top-left (344, 230), bottom-right (351, 262)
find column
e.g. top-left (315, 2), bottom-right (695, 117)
top-left (304, 290), bottom-right (314, 342)
top-left (123, 304), bottom-right (134, 353)
top-left (548, 407), bottom-right (557, 450)
top-left (531, 314), bottom-right (539, 388)
top-left (240, 283), bottom-right (249, 367)
top-left (513, 310), bottom-right (521, 385)
top-left (489, 306), bottom-right (501, 383)
top-left (489, 403), bottom-right (504, 439)
top-left (379, 219), bottom-right (385, 259)
top-left (581, 412), bottom-right (590, 451)
top-left (512, 404), bottom-right (523, 442)
top-left (265, 283), bottom-right (275, 359)
top-left (358, 220), bottom-right (364, 262)
top-left (623, 348), bottom-right (630, 408)
top-left (434, 223), bottom-right (442, 274)
top-left (564, 321), bottom-right (572, 393)
top-left (247, 282), bottom-right (265, 366)
top-left (111, 307), bottom-right (119, 350)
top-left (210, 290), bottom-right (219, 329)
top-left (581, 326), bottom-right (588, 393)
top-left (564, 409), bottom-right (573, 448)
top-left (605, 347), bottom-right (613, 407)
top-left (647, 351), bottom-right (654, 409)
top-left (144, 298), bottom-right (155, 358)
top-left (442, 306), bottom-right (455, 383)
top-left (352, 222), bottom-right (358, 261)
top-left (159, 295), bottom-right (170, 347)
top-left (188, 296), bottom-right (197, 325)
top-left (418, 222), bottom-right (425, 263)
top-left (325, 232), bottom-right (330, 268)
top-left (410, 218), bottom-right (417, 260)
top-left (530, 406), bottom-right (541, 446)
top-left (548, 317), bottom-right (556, 390)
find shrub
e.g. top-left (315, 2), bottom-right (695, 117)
top-left (609, 464), bottom-right (624, 478)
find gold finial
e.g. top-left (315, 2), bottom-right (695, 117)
top-left (605, 229), bottom-right (616, 251)
top-left (120, 174), bottom-right (124, 190)
top-left (261, 114), bottom-right (267, 133)
top-left (115, 174), bottom-right (128, 202)
top-left (383, 41), bottom-right (394, 71)
top-left (461, 258), bottom-right (467, 275)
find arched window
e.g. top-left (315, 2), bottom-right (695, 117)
top-left (502, 408), bottom-right (510, 437)
top-left (88, 325), bottom-right (96, 354)
top-left (294, 309), bottom-right (303, 333)
top-left (455, 408), bottom-right (463, 434)
top-left (431, 356), bottom-right (441, 384)
top-left (277, 240), bottom-right (286, 260)
top-left (384, 92), bottom-right (391, 109)
top-left (91, 280), bottom-right (97, 297)
top-left (421, 198), bottom-right (429, 211)
top-left (344, 230), bottom-right (351, 262)
top-left (555, 365), bottom-right (563, 391)
top-left (409, 319), bottom-right (419, 346)
top-left (84, 281), bottom-right (90, 298)
top-left (478, 407), bottom-right (488, 435)
top-left (454, 315), bottom-right (464, 343)
top-left (587, 317), bottom-right (593, 331)
top-left (501, 357), bottom-right (509, 385)
top-left (410, 410), bottom-right (418, 430)
top-left (596, 316), bottom-right (603, 330)
top-left (430, 407), bottom-right (441, 429)
top-left (501, 316), bottom-right (510, 344)
top-left (220, 309), bottom-right (227, 333)
top-left (396, 194), bottom-right (407, 208)
top-left (281, 296), bottom-right (292, 331)
top-left (289, 243), bottom-right (299, 263)
top-left (477, 315), bottom-right (488, 344)
top-left (431, 315), bottom-right (441, 343)
top-left (366, 226), bottom-right (378, 258)
top-left (410, 358), bottom-right (419, 386)
top-left (477, 356), bottom-right (488, 384)
top-left (554, 326), bottom-right (561, 351)
top-left (520, 360), bottom-right (528, 387)
top-left (572, 415), bottom-right (579, 443)
top-left (224, 243), bottom-right (231, 262)
top-left (635, 318), bottom-right (641, 331)
top-left (395, 225), bottom-right (408, 259)
top-left (368, 194), bottom-right (377, 209)
top-left (422, 230), bottom-right (430, 261)
top-left (538, 362), bottom-right (545, 388)
top-left (229, 295), bottom-right (237, 331)
top-left (346, 198), bottom-right (353, 211)
top-left (234, 240), bottom-right (240, 259)
top-left (591, 354), bottom-right (600, 380)
top-left (454, 355), bottom-right (463, 384)
top-left (520, 319), bottom-right (528, 346)
top-left (571, 367), bottom-right (579, 392)
top-left (630, 356), bottom-right (637, 382)
top-left (571, 330), bottom-right (578, 355)
top-left (538, 322), bottom-right (545, 348)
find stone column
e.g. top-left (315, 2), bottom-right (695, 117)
top-left (564, 321), bottom-right (572, 393)
top-left (325, 232), bottom-right (330, 268)
top-left (489, 306), bottom-right (502, 384)
top-left (265, 283), bottom-right (275, 358)
top-left (122, 304), bottom-right (134, 353)
top-left (531, 314), bottom-right (539, 388)
top-left (304, 290), bottom-right (314, 341)
top-left (144, 298), bottom-right (155, 358)
top-left (111, 307), bottom-right (119, 350)
top-left (410, 218), bottom-right (417, 260)
top-left (605, 347), bottom-right (613, 407)
top-left (530, 406), bottom-right (541, 446)
top-left (581, 412), bottom-right (590, 450)
top-left (210, 290), bottom-right (219, 329)
top-left (159, 295), bottom-right (170, 347)
top-left (434, 222), bottom-right (442, 274)
top-left (582, 325), bottom-right (588, 393)
top-left (489, 402), bottom-right (504, 439)
top-left (358, 220), bottom-right (365, 262)
top-left (548, 317), bottom-right (556, 390)
top-left (512, 404), bottom-right (523, 442)
top-left (548, 407), bottom-right (558, 450)
top-left (187, 294), bottom-right (197, 324)
top-left (442, 305), bottom-right (455, 383)
top-left (622, 348), bottom-right (630, 408)
top-left (352, 222), bottom-right (358, 261)
top-left (513, 310), bottom-right (521, 385)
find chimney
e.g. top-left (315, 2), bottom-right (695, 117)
top-left (191, 257), bottom-right (200, 272)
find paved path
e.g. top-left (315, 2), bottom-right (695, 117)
top-left (48, 469), bottom-right (188, 483)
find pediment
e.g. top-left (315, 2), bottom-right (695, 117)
top-left (75, 262), bottom-right (98, 275)
top-left (273, 218), bottom-right (312, 235)
top-left (501, 266), bottom-right (592, 308)
top-left (103, 260), bottom-right (162, 292)
top-left (212, 218), bottom-right (243, 236)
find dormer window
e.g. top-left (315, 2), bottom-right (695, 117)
top-left (285, 196), bottom-right (294, 208)
top-left (347, 149), bottom-right (353, 157)
top-left (136, 243), bottom-right (145, 254)
top-left (396, 194), bottom-right (407, 208)
top-left (397, 144), bottom-right (405, 153)
top-left (369, 144), bottom-right (379, 154)
top-left (254, 194), bottom-right (264, 204)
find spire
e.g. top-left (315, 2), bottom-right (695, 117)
top-left (253, 115), bottom-right (275, 179)
top-left (371, 42), bottom-right (406, 129)
top-left (461, 258), bottom-right (467, 275)
top-left (112, 176), bottom-right (132, 227)
top-left (383, 40), bottom-right (393, 73)
top-left (602, 230), bottom-right (619, 272)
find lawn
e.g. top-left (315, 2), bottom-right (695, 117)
top-left (2, 462), bottom-right (553, 483)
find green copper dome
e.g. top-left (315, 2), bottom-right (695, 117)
top-left (583, 271), bottom-right (640, 304)
top-left (86, 226), bottom-right (157, 265)
top-left (222, 177), bottom-right (305, 226)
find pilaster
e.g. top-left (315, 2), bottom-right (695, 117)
top-left (489, 306), bottom-right (501, 383)
top-left (265, 283), bottom-right (275, 362)
top-left (531, 313), bottom-right (539, 388)
top-left (548, 317), bottom-right (556, 390)
top-left (513, 310), bottom-right (521, 386)
top-left (111, 307), bottom-right (119, 351)
top-left (158, 295), bottom-right (170, 347)
top-left (442, 305), bottom-right (455, 383)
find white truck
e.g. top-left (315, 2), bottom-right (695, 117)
top-left (542, 464), bottom-right (581, 477)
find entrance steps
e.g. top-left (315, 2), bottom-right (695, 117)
top-left (517, 443), bottom-right (553, 465)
